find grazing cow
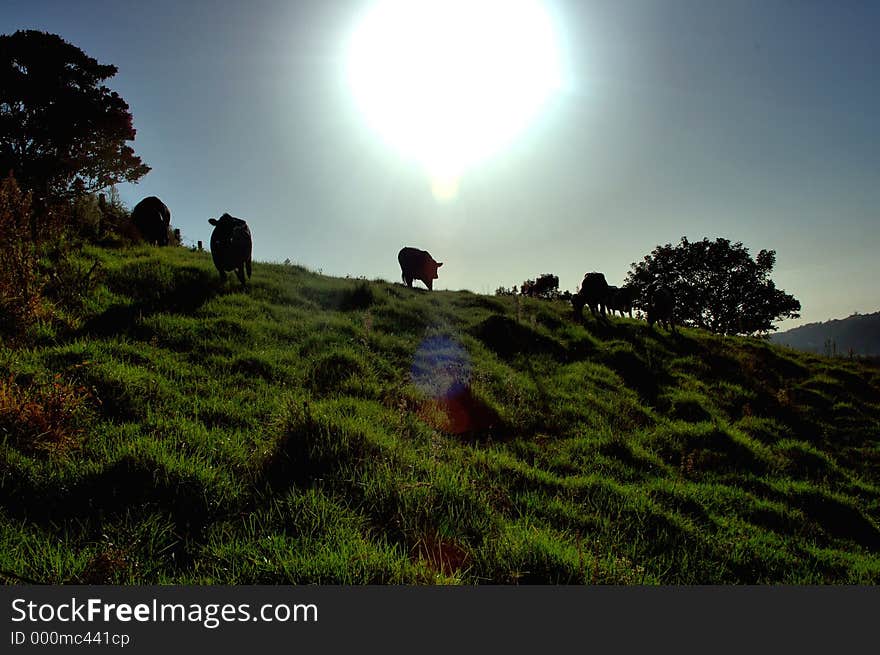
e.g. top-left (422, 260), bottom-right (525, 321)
top-left (572, 272), bottom-right (609, 319)
top-left (647, 284), bottom-right (676, 332)
top-left (208, 213), bottom-right (253, 286)
top-left (607, 285), bottom-right (637, 318)
top-left (606, 285), bottom-right (621, 315)
top-left (398, 247), bottom-right (443, 291)
top-left (131, 196), bottom-right (171, 245)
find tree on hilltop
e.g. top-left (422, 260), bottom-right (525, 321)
top-left (625, 237), bottom-right (801, 335)
top-left (520, 273), bottom-right (560, 299)
top-left (0, 30), bottom-right (150, 201)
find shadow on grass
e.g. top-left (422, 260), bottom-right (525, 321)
top-left (667, 397), bottom-right (713, 423)
top-left (418, 381), bottom-right (507, 442)
top-left (599, 440), bottom-right (665, 479)
top-left (0, 455), bottom-right (219, 543)
top-left (598, 343), bottom-right (665, 403)
top-left (790, 490), bottom-right (880, 550)
top-left (303, 281), bottom-right (379, 312)
top-left (257, 400), bottom-right (373, 492)
top-left (83, 265), bottom-right (221, 336)
top-left (471, 315), bottom-right (566, 362)
top-left (661, 425), bottom-right (770, 477)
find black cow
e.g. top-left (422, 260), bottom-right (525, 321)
top-left (132, 196), bottom-right (171, 245)
top-left (398, 247), bottom-right (443, 291)
top-left (607, 285), bottom-right (637, 318)
top-left (572, 272), bottom-right (609, 319)
top-left (647, 284), bottom-right (676, 332)
top-left (208, 213), bottom-right (253, 286)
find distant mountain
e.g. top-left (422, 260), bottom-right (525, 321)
top-left (771, 311), bottom-right (880, 357)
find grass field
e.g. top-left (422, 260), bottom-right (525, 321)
top-left (1, 244), bottom-right (879, 584)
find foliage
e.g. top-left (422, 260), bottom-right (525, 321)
top-left (625, 237), bottom-right (801, 335)
top-left (70, 187), bottom-right (139, 247)
top-left (0, 173), bottom-right (105, 338)
top-left (0, 30), bottom-right (150, 201)
top-left (0, 373), bottom-right (92, 455)
top-left (520, 273), bottom-right (560, 300)
top-left (0, 174), bottom-right (42, 333)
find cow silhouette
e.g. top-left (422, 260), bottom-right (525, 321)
top-left (572, 272), bottom-right (610, 319)
top-left (607, 285), bottom-right (637, 318)
top-left (398, 247), bottom-right (443, 291)
top-left (647, 284), bottom-right (676, 332)
top-left (208, 213), bottom-right (253, 286)
top-left (131, 196), bottom-right (171, 245)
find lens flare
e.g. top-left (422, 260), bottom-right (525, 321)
top-left (410, 334), bottom-right (500, 435)
top-left (410, 334), bottom-right (471, 399)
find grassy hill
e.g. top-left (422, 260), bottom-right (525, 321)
top-left (1, 244), bottom-right (879, 584)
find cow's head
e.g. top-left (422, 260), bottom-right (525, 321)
top-left (209, 213), bottom-right (236, 228)
top-left (421, 260), bottom-right (442, 291)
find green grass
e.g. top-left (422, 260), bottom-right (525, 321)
top-left (1, 244), bottom-right (878, 584)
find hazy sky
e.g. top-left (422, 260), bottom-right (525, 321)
top-left (4, 0), bottom-right (878, 327)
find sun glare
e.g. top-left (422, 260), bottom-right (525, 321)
top-left (347, 0), bottom-right (562, 201)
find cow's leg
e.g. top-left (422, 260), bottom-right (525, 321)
top-left (246, 258), bottom-right (252, 279)
top-left (218, 269), bottom-right (227, 283)
top-left (404, 276), bottom-right (413, 287)
top-left (236, 264), bottom-right (246, 287)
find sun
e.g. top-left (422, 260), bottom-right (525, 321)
top-left (346, 0), bottom-right (562, 200)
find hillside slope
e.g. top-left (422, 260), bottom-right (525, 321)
top-left (1, 245), bottom-right (879, 584)
top-left (771, 311), bottom-right (880, 357)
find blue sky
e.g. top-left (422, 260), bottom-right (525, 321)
top-left (3, 0), bottom-right (878, 327)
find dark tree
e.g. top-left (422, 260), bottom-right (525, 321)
top-left (0, 30), bottom-right (150, 200)
top-left (625, 237), bottom-right (801, 335)
top-left (520, 273), bottom-right (559, 299)
top-left (494, 285), bottom-right (518, 296)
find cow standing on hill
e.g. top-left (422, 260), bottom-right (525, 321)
top-left (131, 196), bottom-right (171, 245)
top-left (208, 213), bottom-right (253, 287)
top-left (398, 247), bottom-right (443, 291)
top-left (647, 284), bottom-right (676, 332)
top-left (572, 272), bottom-right (610, 319)
top-left (607, 285), bottom-right (637, 318)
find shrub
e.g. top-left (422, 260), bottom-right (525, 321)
top-left (340, 282), bottom-right (375, 311)
top-left (0, 373), bottom-right (92, 455)
top-left (0, 175), bottom-right (44, 335)
top-left (0, 174), bottom-right (105, 336)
